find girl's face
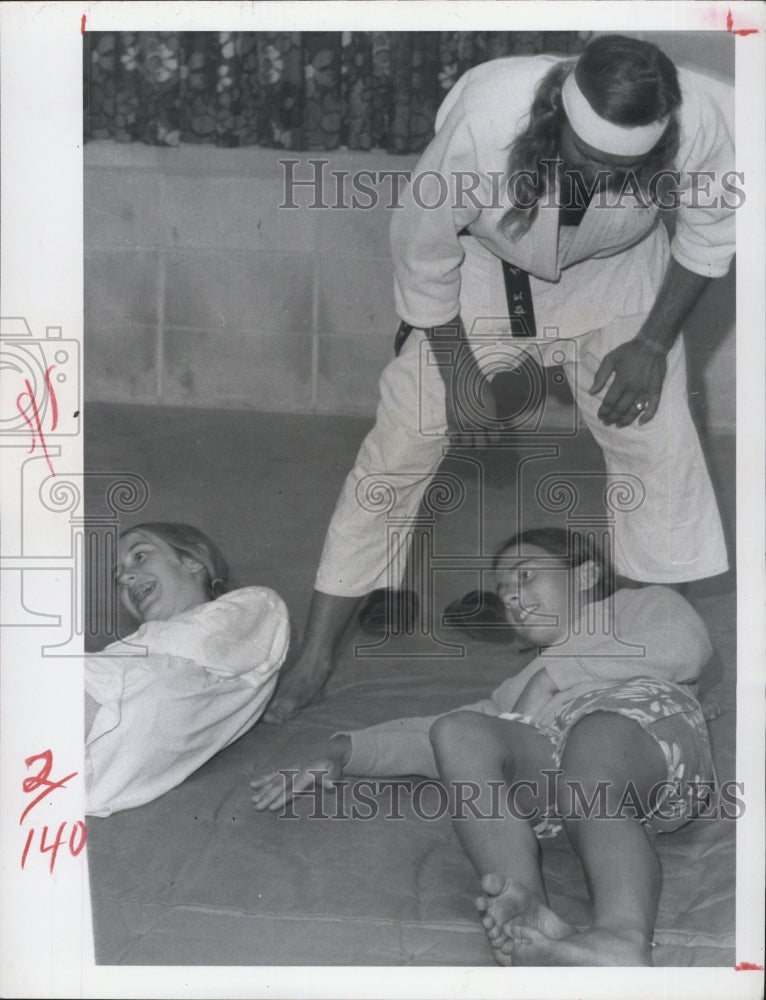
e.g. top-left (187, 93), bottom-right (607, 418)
top-left (116, 530), bottom-right (209, 623)
top-left (495, 543), bottom-right (590, 647)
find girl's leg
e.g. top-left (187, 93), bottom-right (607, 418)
top-left (508, 711), bottom-right (668, 966)
top-left (429, 710), bottom-right (575, 964)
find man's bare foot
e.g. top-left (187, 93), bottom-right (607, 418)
top-left (262, 694), bottom-right (299, 725)
top-left (507, 924), bottom-right (652, 966)
top-left (476, 874), bottom-right (575, 965)
top-left (263, 591), bottom-right (361, 723)
top-left (262, 654), bottom-right (333, 724)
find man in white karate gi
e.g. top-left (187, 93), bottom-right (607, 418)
top-left (266, 34), bottom-right (735, 723)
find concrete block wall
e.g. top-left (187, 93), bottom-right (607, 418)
top-left (85, 143), bottom-right (415, 416)
top-left (84, 140), bottom-right (736, 431)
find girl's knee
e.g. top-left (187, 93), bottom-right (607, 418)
top-left (559, 712), bottom-right (666, 817)
top-left (429, 710), bottom-right (490, 757)
top-left (561, 712), bottom-right (642, 772)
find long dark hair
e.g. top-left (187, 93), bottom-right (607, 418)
top-left (493, 526), bottom-right (615, 601)
top-left (501, 36), bottom-right (682, 237)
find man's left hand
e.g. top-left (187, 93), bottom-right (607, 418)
top-left (589, 338), bottom-right (668, 427)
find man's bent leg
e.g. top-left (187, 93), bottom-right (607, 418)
top-left (267, 332), bottom-right (448, 723)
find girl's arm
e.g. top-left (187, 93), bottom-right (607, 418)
top-left (251, 694), bottom-right (504, 811)
top-left (136, 587), bottom-right (290, 680)
top-left (543, 587), bottom-right (713, 691)
top-left (251, 734), bottom-right (351, 811)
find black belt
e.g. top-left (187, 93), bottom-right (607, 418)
top-left (394, 259), bottom-right (537, 355)
top-left (394, 320), bottom-right (414, 356)
top-left (501, 260), bottom-right (537, 338)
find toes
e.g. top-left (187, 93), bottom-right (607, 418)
top-left (490, 943), bottom-right (514, 967)
top-left (509, 923), bottom-right (545, 945)
top-left (263, 711), bottom-right (289, 725)
top-left (475, 894), bottom-right (489, 913)
top-left (262, 710), bottom-right (284, 724)
top-left (502, 913), bottom-right (530, 933)
top-left (263, 699), bottom-right (298, 724)
top-left (480, 873), bottom-right (509, 897)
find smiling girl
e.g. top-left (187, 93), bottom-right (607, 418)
top-left (85, 523), bottom-right (289, 817)
top-left (252, 527), bottom-right (716, 966)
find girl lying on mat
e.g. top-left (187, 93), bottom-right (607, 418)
top-left (85, 522), bottom-right (289, 817)
top-left (251, 527), bottom-right (716, 967)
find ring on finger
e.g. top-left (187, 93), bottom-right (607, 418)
top-left (633, 399), bottom-right (649, 412)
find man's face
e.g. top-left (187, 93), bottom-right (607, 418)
top-left (559, 119), bottom-right (650, 191)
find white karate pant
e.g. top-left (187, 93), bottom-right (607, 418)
top-left (316, 238), bottom-right (728, 594)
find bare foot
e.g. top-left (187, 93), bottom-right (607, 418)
top-left (476, 874), bottom-right (575, 965)
top-left (262, 694), bottom-right (300, 725)
top-left (508, 925), bottom-right (652, 966)
top-left (262, 654), bottom-right (334, 724)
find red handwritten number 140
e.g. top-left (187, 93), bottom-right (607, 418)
top-left (20, 750), bottom-right (87, 873)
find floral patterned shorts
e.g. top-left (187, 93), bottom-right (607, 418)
top-left (501, 678), bottom-right (717, 838)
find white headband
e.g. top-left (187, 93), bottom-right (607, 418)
top-left (561, 71), bottom-right (669, 157)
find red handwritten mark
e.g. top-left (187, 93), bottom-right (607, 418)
top-left (20, 750), bottom-right (86, 873)
top-left (20, 749), bottom-right (77, 824)
top-left (21, 821), bottom-right (87, 873)
top-left (45, 364), bottom-right (59, 430)
top-left (81, 14), bottom-right (86, 34)
top-left (735, 962), bottom-right (764, 971)
top-left (20, 828), bottom-right (35, 869)
top-left (727, 9), bottom-right (759, 35)
top-left (15, 364), bottom-right (58, 476)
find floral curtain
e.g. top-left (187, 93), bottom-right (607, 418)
top-left (84, 31), bottom-right (590, 153)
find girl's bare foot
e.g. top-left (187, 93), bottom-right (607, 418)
top-left (476, 874), bottom-right (575, 964)
top-left (508, 924), bottom-right (652, 966)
